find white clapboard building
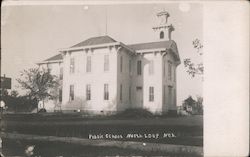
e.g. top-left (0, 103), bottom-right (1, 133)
top-left (37, 11), bottom-right (180, 114)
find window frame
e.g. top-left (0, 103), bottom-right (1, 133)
top-left (69, 85), bottom-right (74, 101)
top-left (59, 88), bottom-right (62, 102)
top-left (59, 67), bottom-right (63, 80)
top-left (86, 84), bottom-right (91, 101)
top-left (168, 61), bottom-right (172, 80)
top-left (160, 31), bottom-right (164, 39)
top-left (120, 84), bottom-right (122, 101)
top-left (149, 86), bottom-right (154, 102)
top-left (120, 56), bottom-right (123, 73)
top-left (70, 57), bottom-right (75, 74)
top-left (137, 60), bottom-right (142, 75)
top-left (129, 85), bottom-right (131, 103)
top-left (174, 66), bottom-right (176, 82)
top-left (104, 84), bottom-right (109, 100)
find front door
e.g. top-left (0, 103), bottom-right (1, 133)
top-left (135, 86), bottom-right (143, 107)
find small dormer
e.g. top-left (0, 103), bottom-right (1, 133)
top-left (152, 10), bottom-right (175, 41)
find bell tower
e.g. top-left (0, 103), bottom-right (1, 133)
top-left (152, 11), bottom-right (175, 40)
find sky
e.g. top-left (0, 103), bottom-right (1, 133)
top-left (1, 2), bottom-right (203, 105)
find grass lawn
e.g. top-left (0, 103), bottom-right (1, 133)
top-left (3, 138), bottom-right (202, 157)
top-left (3, 113), bottom-right (202, 126)
top-left (2, 114), bottom-right (203, 146)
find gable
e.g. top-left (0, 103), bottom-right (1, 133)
top-left (44, 54), bottom-right (63, 61)
top-left (128, 40), bottom-right (180, 64)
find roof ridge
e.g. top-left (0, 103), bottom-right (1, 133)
top-left (70, 35), bottom-right (117, 48)
top-left (128, 40), bottom-right (174, 46)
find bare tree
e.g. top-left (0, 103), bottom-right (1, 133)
top-left (17, 68), bottom-right (59, 110)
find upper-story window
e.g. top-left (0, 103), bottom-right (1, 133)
top-left (70, 57), bottom-right (75, 74)
top-left (86, 56), bottom-right (91, 73)
top-left (104, 84), bottom-right (109, 100)
top-left (160, 31), bottom-right (164, 39)
top-left (120, 56), bottom-right (123, 73)
top-left (104, 55), bottom-right (109, 72)
top-left (47, 64), bottom-right (52, 73)
top-left (69, 85), bottom-right (74, 101)
top-left (86, 84), bottom-right (91, 100)
top-left (137, 60), bottom-right (142, 75)
top-left (59, 67), bottom-right (63, 80)
top-left (168, 61), bottom-right (172, 80)
top-left (149, 86), bottom-right (154, 102)
top-left (149, 60), bottom-right (154, 75)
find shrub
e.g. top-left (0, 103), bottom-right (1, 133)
top-left (114, 108), bottom-right (154, 119)
top-left (38, 108), bottom-right (47, 113)
top-left (3, 95), bottom-right (37, 112)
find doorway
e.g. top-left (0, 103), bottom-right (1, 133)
top-left (135, 86), bottom-right (143, 107)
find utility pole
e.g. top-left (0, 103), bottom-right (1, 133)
top-left (105, 6), bottom-right (108, 35)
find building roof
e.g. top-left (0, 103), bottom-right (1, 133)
top-left (127, 40), bottom-right (175, 51)
top-left (40, 36), bottom-right (180, 64)
top-left (71, 36), bottom-right (117, 48)
top-left (44, 54), bottom-right (63, 61)
top-left (128, 40), bottom-right (180, 64)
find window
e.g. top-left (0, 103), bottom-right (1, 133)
top-left (86, 84), bottom-right (91, 100)
top-left (149, 60), bottom-right (154, 75)
top-left (168, 86), bottom-right (172, 104)
top-left (104, 84), bottom-right (109, 100)
top-left (129, 85), bottom-right (131, 103)
top-left (70, 57), bottom-right (75, 73)
top-left (120, 84), bottom-right (122, 101)
top-left (136, 86), bottom-right (142, 90)
top-left (174, 67), bottom-right (176, 82)
top-left (104, 55), bottom-right (109, 71)
top-left (129, 60), bottom-right (132, 74)
top-left (137, 60), bottom-right (142, 75)
top-left (168, 61), bottom-right (172, 80)
top-left (69, 85), bottom-right (74, 101)
top-left (120, 56), bottom-right (123, 72)
top-left (160, 31), bottom-right (164, 39)
top-left (149, 86), bottom-right (154, 102)
top-left (59, 67), bottom-right (63, 80)
top-left (59, 88), bottom-right (62, 102)
top-left (86, 56), bottom-right (91, 72)
top-left (47, 64), bottom-right (52, 73)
